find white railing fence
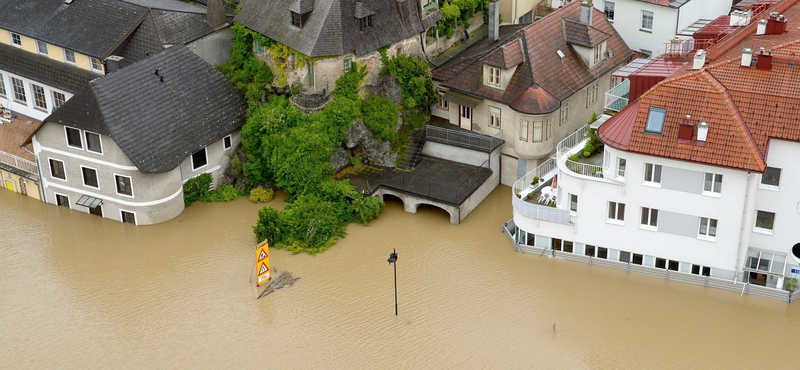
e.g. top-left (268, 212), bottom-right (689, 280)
top-left (0, 150), bottom-right (38, 175)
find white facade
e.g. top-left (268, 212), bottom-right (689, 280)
top-left (0, 70), bottom-right (73, 121)
top-left (594, 0), bottom-right (732, 57)
top-left (513, 129), bottom-right (800, 290)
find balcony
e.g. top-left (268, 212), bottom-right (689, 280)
top-left (511, 157), bottom-right (573, 225)
top-left (604, 79), bottom-right (629, 112)
top-left (555, 125), bottom-right (624, 185)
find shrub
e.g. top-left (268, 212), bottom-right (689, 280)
top-left (249, 187), bottom-right (274, 203)
top-left (203, 184), bottom-right (239, 202)
top-left (532, 176), bottom-right (540, 184)
top-left (350, 196), bottom-right (385, 225)
top-left (361, 95), bottom-right (399, 141)
top-left (183, 173), bottom-right (213, 207)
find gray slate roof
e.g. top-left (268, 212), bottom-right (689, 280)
top-left (0, 43), bottom-right (99, 94)
top-left (0, 0), bottom-right (148, 59)
top-left (122, 0), bottom-right (207, 13)
top-left (235, 0), bottom-right (427, 57)
top-left (44, 46), bottom-right (247, 174)
top-left (152, 9), bottom-right (219, 45)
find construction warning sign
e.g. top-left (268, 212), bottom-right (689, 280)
top-left (256, 241), bottom-right (271, 286)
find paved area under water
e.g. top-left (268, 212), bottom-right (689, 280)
top-left (1, 187), bottom-right (798, 369)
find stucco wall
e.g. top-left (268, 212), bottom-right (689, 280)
top-left (188, 27), bottom-right (234, 66)
top-left (1, 170), bottom-right (41, 200)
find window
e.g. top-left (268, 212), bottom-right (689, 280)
top-left (359, 15), bottom-right (373, 31)
top-left (755, 210), bottom-right (775, 231)
top-left (65, 127), bottom-right (83, 148)
top-left (85, 131), bottom-right (102, 154)
top-left (10, 33), bottom-right (22, 47)
top-left (81, 167), bottom-right (99, 188)
top-left (562, 241), bottom-right (574, 253)
top-left (585, 245), bottom-right (607, 259)
top-left (597, 247), bottom-right (608, 259)
top-left (254, 40), bottom-right (265, 54)
top-left (586, 82), bottom-right (598, 106)
top-left (437, 96), bottom-right (448, 110)
top-left (36, 40), bottom-right (48, 55)
top-left (761, 167), bottom-right (781, 187)
top-left (655, 258), bottom-right (666, 269)
top-left (691, 265), bottom-right (711, 276)
top-left (489, 106), bottom-right (501, 128)
top-left (519, 120), bottom-right (529, 141)
top-left (632, 254), bottom-right (643, 265)
top-left (11, 77), bottom-right (26, 103)
top-left (533, 121), bottom-right (543, 142)
top-left (343, 58), bottom-right (353, 72)
top-left (668, 260), bottom-right (679, 271)
top-left (32, 84), bottom-right (47, 110)
top-left (608, 201), bottom-right (625, 222)
top-left (115, 175), bottom-right (133, 196)
top-left (546, 119), bottom-right (552, 140)
top-left (569, 194), bottom-right (578, 212)
top-left (90, 57), bottom-right (103, 73)
top-left (487, 66), bottom-right (501, 87)
top-left (645, 107), bottom-right (666, 134)
top-left (643, 163), bottom-right (662, 184)
top-left (0, 73), bottom-right (5, 97)
top-left (121, 210), bottom-right (136, 224)
top-left (746, 249), bottom-right (787, 275)
top-left (223, 135), bottom-right (232, 150)
top-left (560, 102), bottom-right (569, 123)
top-left (49, 159), bottom-right (66, 180)
top-left (703, 173), bottom-right (722, 194)
top-left (603, 1), bottom-right (615, 21)
top-left (55, 194), bottom-right (70, 208)
top-left (593, 44), bottom-right (603, 65)
top-left (192, 148), bottom-right (208, 170)
top-left (53, 91), bottom-right (66, 110)
top-left (291, 11), bottom-right (309, 28)
top-left (617, 158), bottom-right (626, 177)
top-left (64, 49), bottom-right (76, 64)
top-left (641, 10), bottom-right (654, 31)
top-left (619, 251), bottom-right (631, 263)
top-left (640, 207), bottom-right (658, 228)
top-left (460, 106), bottom-right (471, 119)
top-left (699, 217), bottom-right (717, 238)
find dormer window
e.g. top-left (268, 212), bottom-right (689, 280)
top-left (487, 66), bottom-right (501, 87)
top-left (291, 11), bottom-right (310, 28)
top-left (359, 15), bottom-right (373, 31)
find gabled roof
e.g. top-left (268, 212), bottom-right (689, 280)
top-left (563, 19), bottom-right (611, 48)
top-left (433, 2), bottom-right (632, 115)
top-left (41, 46), bottom-right (247, 174)
top-left (0, 43), bottom-right (98, 94)
top-left (151, 9), bottom-right (220, 45)
top-left (235, 0), bottom-right (426, 57)
top-left (0, 0), bottom-right (148, 59)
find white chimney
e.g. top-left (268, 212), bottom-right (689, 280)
top-left (692, 50), bottom-right (706, 70)
top-left (489, 0), bottom-right (499, 42)
top-left (756, 19), bottom-right (768, 35)
top-left (741, 48), bottom-right (753, 67)
top-left (697, 121), bottom-right (709, 142)
top-left (580, 1), bottom-right (593, 25)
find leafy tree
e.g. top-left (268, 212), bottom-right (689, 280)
top-left (361, 95), bottom-right (399, 141)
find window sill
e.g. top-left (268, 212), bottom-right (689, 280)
top-left (639, 28), bottom-right (653, 33)
top-left (752, 227), bottom-right (774, 236)
top-left (697, 235), bottom-right (716, 242)
top-left (34, 106), bottom-right (48, 113)
top-left (87, 149), bottom-right (103, 155)
top-left (758, 184), bottom-right (779, 192)
top-left (67, 144), bottom-right (84, 150)
top-left (701, 191), bottom-right (722, 198)
top-left (14, 100), bottom-right (27, 105)
top-left (639, 225), bottom-right (657, 232)
top-left (606, 219), bottom-right (624, 226)
top-left (116, 192), bottom-right (134, 198)
top-left (83, 184), bottom-right (100, 189)
top-left (11, 44), bottom-right (22, 48)
top-left (50, 176), bottom-right (67, 182)
top-left (641, 181), bottom-right (661, 189)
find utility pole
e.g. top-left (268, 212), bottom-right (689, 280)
top-left (387, 248), bottom-right (398, 315)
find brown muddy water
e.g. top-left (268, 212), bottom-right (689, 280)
top-left (1, 187), bottom-right (798, 369)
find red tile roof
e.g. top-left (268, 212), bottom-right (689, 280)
top-left (563, 19), bottom-right (611, 48)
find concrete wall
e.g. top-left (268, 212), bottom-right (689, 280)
top-left (188, 27), bottom-right (234, 66)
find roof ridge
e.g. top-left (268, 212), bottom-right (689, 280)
top-left (699, 70), bottom-right (766, 171)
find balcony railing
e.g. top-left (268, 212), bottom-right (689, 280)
top-left (556, 127), bottom-right (624, 185)
top-left (512, 157), bottom-right (555, 196)
top-left (425, 125), bottom-right (504, 152)
top-left (0, 150), bottom-right (38, 176)
top-left (512, 194), bottom-right (573, 224)
top-left (604, 79), bottom-right (629, 112)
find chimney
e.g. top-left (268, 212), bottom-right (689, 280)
top-left (489, 0), bottom-right (499, 42)
top-left (105, 55), bottom-right (124, 73)
top-left (697, 121), bottom-right (709, 143)
top-left (206, 0), bottom-right (227, 28)
top-left (756, 48), bottom-right (772, 70)
top-left (692, 50), bottom-right (706, 70)
top-left (766, 12), bottom-right (778, 35)
top-left (756, 19), bottom-right (768, 35)
top-left (775, 14), bottom-right (788, 34)
top-left (580, 1), bottom-right (593, 25)
top-left (741, 48), bottom-right (753, 67)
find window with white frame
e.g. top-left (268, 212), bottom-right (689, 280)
top-left (90, 57), bottom-right (103, 73)
top-left (64, 49), bottom-right (76, 64)
top-left (643, 163), bottom-right (661, 184)
top-left (617, 157), bottom-right (626, 177)
top-left (570, 194), bottom-right (578, 212)
top-left (533, 121), bottom-right (543, 142)
top-left (698, 217), bottom-right (717, 238)
top-left (587, 82), bottom-right (598, 106)
top-left (608, 201), bottom-right (625, 222)
top-left (560, 102), bottom-right (569, 123)
top-left (593, 44), bottom-right (603, 65)
top-left (520, 120), bottom-right (529, 141)
top-left (603, 1), bottom-right (615, 21)
top-left (32, 84), bottom-right (47, 110)
top-left (65, 127), bottom-right (83, 149)
top-left (691, 265), bottom-right (711, 276)
top-left (755, 210), bottom-right (775, 231)
top-left (121, 210), bottom-right (136, 224)
top-left (224, 135), bottom-right (232, 150)
top-left (437, 96), bottom-right (449, 110)
top-left (761, 167), bottom-right (781, 188)
top-left (81, 167), bottom-right (99, 188)
top-left (641, 10), bottom-right (654, 31)
top-left (0, 73), bottom-right (6, 97)
top-left (640, 207), bottom-right (658, 228)
top-left (49, 158), bottom-right (66, 180)
top-left (489, 106), bottom-right (501, 128)
top-left (36, 40), bottom-right (48, 55)
top-left (192, 148), bottom-right (208, 170)
top-left (487, 66), bottom-right (501, 87)
top-left (343, 58), bottom-right (353, 72)
top-left (746, 249), bottom-right (787, 275)
top-left (115, 175), bottom-right (133, 196)
top-left (10, 33), bottom-right (22, 47)
top-left (703, 172), bottom-right (722, 194)
top-left (11, 77), bottom-right (26, 103)
top-left (85, 131), bottom-right (102, 154)
top-left (53, 91), bottom-right (66, 110)
top-left (546, 119), bottom-right (552, 140)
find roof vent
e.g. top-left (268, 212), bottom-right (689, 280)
top-left (697, 121), bottom-right (709, 143)
top-left (556, 49), bottom-right (565, 59)
top-left (741, 48), bottom-right (753, 67)
top-left (65, 0), bottom-right (74, 4)
top-left (692, 50), bottom-right (706, 70)
top-left (756, 19), bottom-right (768, 35)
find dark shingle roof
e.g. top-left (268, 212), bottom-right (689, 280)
top-left (152, 9), bottom-right (219, 45)
top-left (118, 12), bottom-right (165, 69)
top-left (0, 43), bottom-right (98, 94)
top-left (0, 0), bottom-right (148, 59)
top-left (43, 46), bottom-right (247, 174)
top-left (235, 0), bottom-right (427, 57)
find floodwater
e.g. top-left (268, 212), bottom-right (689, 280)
top-left (1, 186), bottom-right (798, 369)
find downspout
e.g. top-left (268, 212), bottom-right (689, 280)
top-left (23, 144), bottom-right (46, 204)
top-left (675, 6), bottom-right (680, 36)
top-left (734, 172), bottom-right (754, 283)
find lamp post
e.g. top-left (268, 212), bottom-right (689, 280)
top-left (387, 248), bottom-right (398, 316)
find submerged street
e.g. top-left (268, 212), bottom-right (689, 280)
top-left (1, 187), bottom-right (798, 369)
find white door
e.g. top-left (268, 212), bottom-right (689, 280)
top-left (459, 105), bottom-right (472, 130)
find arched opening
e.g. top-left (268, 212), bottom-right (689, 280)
top-left (381, 194), bottom-right (405, 212)
top-left (414, 203), bottom-right (452, 222)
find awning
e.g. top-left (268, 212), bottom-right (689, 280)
top-left (76, 195), bottom-right (103, 208)
top-left (442, 91), bottom-right (481, 109)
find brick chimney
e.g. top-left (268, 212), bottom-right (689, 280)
top-left (580, 1), bottom-right (593, 25)
top-left (489, 0), bottom-right (499, 42)
top-left (756, 48), bottom-right (773, 71)
top-left (206, 0), bottom-right (227, 28)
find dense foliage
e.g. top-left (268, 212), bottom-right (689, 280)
top-left (436, 0), bottom-right (489, 39)
top-left (361, 95), bottom-right (399, 141)
top-left (249, 187), bottom-right (274, 203)
top-left (217, 24), bottom-right (274, 105)
top-left (183, 173), bottom-right (239, 207)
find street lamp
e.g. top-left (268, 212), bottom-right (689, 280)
top-left (387, 248), bottom-right (398, 316)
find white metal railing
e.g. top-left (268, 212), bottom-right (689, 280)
top-left (604, 79), bottom-right (630, 112)
top-left (558, 136), bottom-right (625, 185)
top-left (0, 150), bottom-right (38, 175)
top-left (556, 124), bottom-right (589, 159)
top-left (511, 194), bottom-right (572, 224)
top-left (512, 157), bottom-right (556, 196)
